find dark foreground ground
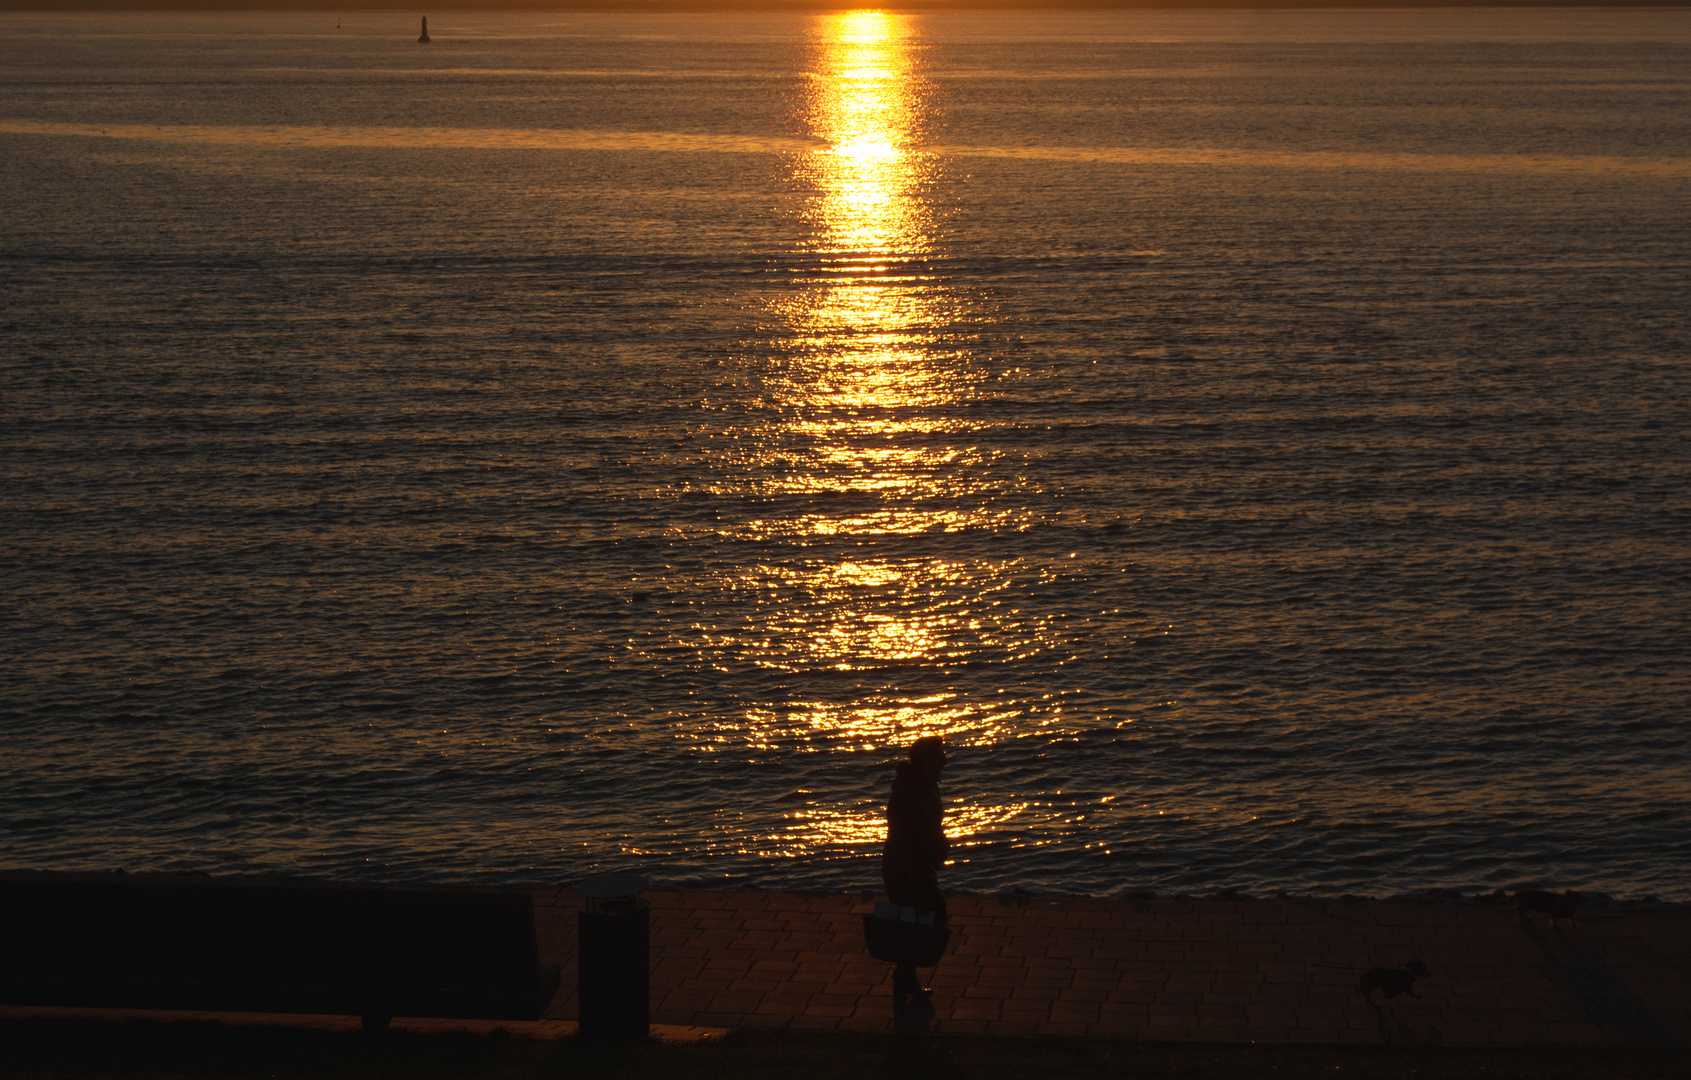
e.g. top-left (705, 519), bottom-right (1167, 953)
top-left (4, 886), bottom-right (1685, 1077)
top-left (2, 1018), bottom-right (1688, 1080)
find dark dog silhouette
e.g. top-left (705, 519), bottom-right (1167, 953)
top-left (1515, 889), bottom-right (1581, 927)
top-left (1358, 961), bottom-right (1431, 1002)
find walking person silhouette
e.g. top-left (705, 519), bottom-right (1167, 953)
top-left (882, 735), bottom-right (949, 1015)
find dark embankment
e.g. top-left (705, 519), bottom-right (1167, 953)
top-left (2, 1017), bottom-right (1688, 1080)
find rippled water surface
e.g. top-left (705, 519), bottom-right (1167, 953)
top-left (3, 10), bottom-right (1689, 898)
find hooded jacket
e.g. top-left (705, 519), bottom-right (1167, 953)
top-left (884, 758), bottom-right (948, 870)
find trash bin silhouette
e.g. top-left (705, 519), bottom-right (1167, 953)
top-left (576, 873), bottom-right (649, 1040)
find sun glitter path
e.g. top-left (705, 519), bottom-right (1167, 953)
top-left (532, 890), bottom-right (1690, 1046)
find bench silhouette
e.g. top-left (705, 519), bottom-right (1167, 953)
top-left (0, 874), bottom-right (560, 1031)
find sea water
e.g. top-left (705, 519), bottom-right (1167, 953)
top-left (2, 9), bottom-right (1688, 899)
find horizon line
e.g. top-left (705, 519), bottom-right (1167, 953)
top-left (7, 0), bottom-right (1691, 13)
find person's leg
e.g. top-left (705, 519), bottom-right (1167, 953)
top-left (884, 858), bottom-right (942, 1023)
top-left (891, 962), bottom-right (933, 1033)
top-left (893, 963), bottom-right (920, 997)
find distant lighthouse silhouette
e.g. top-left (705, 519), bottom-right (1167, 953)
top-left (418, 17), bottom-right (431, 44)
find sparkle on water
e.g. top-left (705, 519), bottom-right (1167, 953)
top-left (2, 9), bottom-right (1687, 897)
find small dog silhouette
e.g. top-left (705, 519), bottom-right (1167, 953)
top-left (1515, 889), bottom-right (1581, 927)
top-left (1358, 961), bottom-right (1431, 1002)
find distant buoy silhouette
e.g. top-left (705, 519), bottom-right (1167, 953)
top-left (418, 17), bottom-right (431, 44)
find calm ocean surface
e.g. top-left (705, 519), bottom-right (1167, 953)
top-left (2, 9), bottom-right (1688, 899)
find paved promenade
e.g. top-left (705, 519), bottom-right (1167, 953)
top-left (538, 891), bottom-right (1688, 1046)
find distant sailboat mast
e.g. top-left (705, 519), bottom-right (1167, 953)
top-left (418, 17), bottom-right (431, 44)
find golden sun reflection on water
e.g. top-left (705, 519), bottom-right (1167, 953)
top-left (784, 800), bottom-right (1033, 850)
top-left (808, 10), bottom-right (927, 263)
top-left (745, 15), bottom-right (1047, 780)
top-left (719, 14), bottom-right (1048, 854)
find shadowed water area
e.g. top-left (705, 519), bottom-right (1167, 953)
top-left (1, 10), bottom-right (1688, 898)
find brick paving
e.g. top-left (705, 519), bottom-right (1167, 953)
top-left (538, 891), bottom-right (1690, 1046)
top-left (6, 889), bottom-right (1684, 1047)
